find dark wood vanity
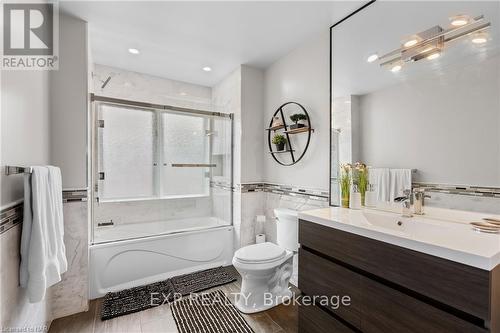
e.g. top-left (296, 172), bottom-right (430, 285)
top-left (298, 219), bottom-right (500, 333)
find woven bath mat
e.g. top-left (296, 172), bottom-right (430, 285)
top-left (171, 289), bottom-right (254, 333)
top-left (101, 266), bottom-right (238, 320)
top-left (170, 266), bottom-right (239, 296)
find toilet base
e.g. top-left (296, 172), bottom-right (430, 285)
top-left (233, 253), bottom-right (294, 314)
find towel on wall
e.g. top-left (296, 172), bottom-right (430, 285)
top-left (369, 168), bottom-right (391, 202)
top-left (20, 166), bottom-right (67, 303)
top-left (389, 169), bottom-right (413, 202)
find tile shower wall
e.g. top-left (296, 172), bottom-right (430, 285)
top-left (93, 64), bottom-right (212, 111)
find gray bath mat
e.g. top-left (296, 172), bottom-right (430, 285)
top-left (101, 266), bottom-right (238, 320)
top-left (171, 289), bottom-right (254, 333)
top-left (170, 266), bottom-right (239, 296)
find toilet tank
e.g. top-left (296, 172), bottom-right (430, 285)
top-left (274, 208), bottom-right (298, 252)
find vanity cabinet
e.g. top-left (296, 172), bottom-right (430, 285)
top-left (298, 219), bottom-right (500, 333)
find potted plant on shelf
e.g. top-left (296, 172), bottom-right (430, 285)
top-left (289, 113), bottom-right (307, 129)
top-left (340, 163), bottom-right (352, 208)
top-left (272, 134), bottom-right (287, 151)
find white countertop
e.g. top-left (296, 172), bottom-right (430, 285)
top-left (298, 207), bottom-right (500, 270)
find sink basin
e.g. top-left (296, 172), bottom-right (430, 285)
top-left (361, 211), bottom-right (408, 234)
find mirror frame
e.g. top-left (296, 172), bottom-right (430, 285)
top-left (329, 0), bottom-right (376, 206)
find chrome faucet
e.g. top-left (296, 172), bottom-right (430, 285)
top-left (413, 188), bottom-right (431, 215)
top-left (394, 189), bottom-right (413, 217)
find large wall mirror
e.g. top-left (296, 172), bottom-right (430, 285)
top-left (330, 1), bottom-right (500, 207)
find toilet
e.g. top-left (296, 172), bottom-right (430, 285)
top-left (232, 208), bottom-right (298, 313)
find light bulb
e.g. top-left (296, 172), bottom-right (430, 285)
top-left (367, 54), bottom-right (378, 63)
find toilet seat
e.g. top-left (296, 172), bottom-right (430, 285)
top-left (234, 242), bottom-right (286, 264)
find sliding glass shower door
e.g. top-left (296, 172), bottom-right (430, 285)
top-left (91, 100), bottom-right (232, 244)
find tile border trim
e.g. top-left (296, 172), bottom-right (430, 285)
top-left (1, 190), bottom-right (88, 235)
top-left (0, 202), bottom-right (23, 235)
top-left (235, 182), bottom-right (329, 202)
top-left (413, 183), bottom-right (500, 198)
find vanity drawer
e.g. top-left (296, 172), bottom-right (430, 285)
top-left (299, 219), bottom-right (490, 321)
top-left (299, 248), bottom-right (362, 329)
top-left (299, 303), bottom-right (354, 333)
top-left (360, 269), bottom-right (486, 333)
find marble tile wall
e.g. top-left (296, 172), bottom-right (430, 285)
top-left (0, 190), bottom-right (89, 330)
top-left (51, 199), bottom-right (89, 319)
top-left (94, 197), bottom-right (212, 227)
top-left (0, 223), bottom-right (52, 332)
top-left (425, 192), bottom-right (500, 215)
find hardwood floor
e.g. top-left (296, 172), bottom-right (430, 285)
top-left (49, 281), bottom-right (299, 333)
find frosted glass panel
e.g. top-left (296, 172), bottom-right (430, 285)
top-left (99, 105), bottom-right (155, 199)
top-left (161, 112), bottom-right (209, 196)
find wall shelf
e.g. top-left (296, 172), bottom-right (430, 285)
top-left (266, 102), bottom-right (313, 166)
top-left (265, 125), bottom-right (286, 131)
top-left (284, 127), bottom-right (314, 134)
top-left (270, 149), bottom-right (295, 154)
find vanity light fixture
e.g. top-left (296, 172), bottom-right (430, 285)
top-left (367, 53), bottom-right (379, 63)
top-left (427, 51), bottom-right (441, 60)
top-left (403, 38), bottom-right (419, 48)
top-left (128, 48), bottom-right (140, 55)
top-left (369, 14), bottom-right (490, 72)
top-left (202, 66), bottom-right (212, 72)
top-left (390, 64), bottom-right (402, 72)
top-left (472, 32), bottom-right (488, 44)
top-left (450, 15), bottom-right (469, 27)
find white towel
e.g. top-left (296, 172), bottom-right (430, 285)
top-left (389, 169), bottom-right (412, 202)
top-left (20, 166), bottom-right (67, 303)
top-left (369, 168), bottom-right (390, 202)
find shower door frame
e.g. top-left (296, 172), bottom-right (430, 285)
top-left (89, 94), bottom-right (233, 245)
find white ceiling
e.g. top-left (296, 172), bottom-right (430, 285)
top-left (332, 1), bottom-right (500, 97)
top-left (61, 1), bottom-right (364, 87)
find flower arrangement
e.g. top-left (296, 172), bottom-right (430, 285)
top-left (339, 163), bottom-right (352, 208)
top-left (353, 162), bottom-right (369, 206)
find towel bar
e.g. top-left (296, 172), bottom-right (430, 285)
top-left (5, 166), bottom-right (33, 175)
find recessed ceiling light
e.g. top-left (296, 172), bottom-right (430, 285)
top-left (450, 15), bottom-right (469, 27)
top-left (472, 32), bottom-right (487, 44)
top-left (367, 54), bottom-right (378, 63)
top-left (179, 92), bottom-right (187, 96)
top-left (403, 39), bottom-right (418, 48)
top-left (202, 66), bottom-right (212, 72)
top-left (128, 48), bottom-right (140, 54)
top-left (391, 64), bottom-right (402, 72)
top-left (427, 52), bottom-right (441, 60)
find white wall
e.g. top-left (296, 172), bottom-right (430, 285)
top-left (1, 72), bottom-right (51, 206)
top-left (50, 14), bottom-right (89, 190)
top-left (241, 66), bottom-right (265, 183)
top-left (0, 71), bottom-right (52, 332)
top-left (263, 31), bottom-right (330, 190)
top-left (358, 55), bottom-right (500, 187)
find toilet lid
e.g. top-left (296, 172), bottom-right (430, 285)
top-left (234, 242), bottom-right (286, 263)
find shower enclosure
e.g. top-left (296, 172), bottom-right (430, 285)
top-left (89, 95), bottom-right (234, 298)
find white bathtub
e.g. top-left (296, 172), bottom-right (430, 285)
top-left (89, 225), bottom-right (234, 299)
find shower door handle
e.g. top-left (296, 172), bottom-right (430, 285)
top-left (171, 163), bottom-right (217, 168)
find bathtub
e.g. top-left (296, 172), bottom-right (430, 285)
top-left (89, 224), bottom-right (234, 299)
